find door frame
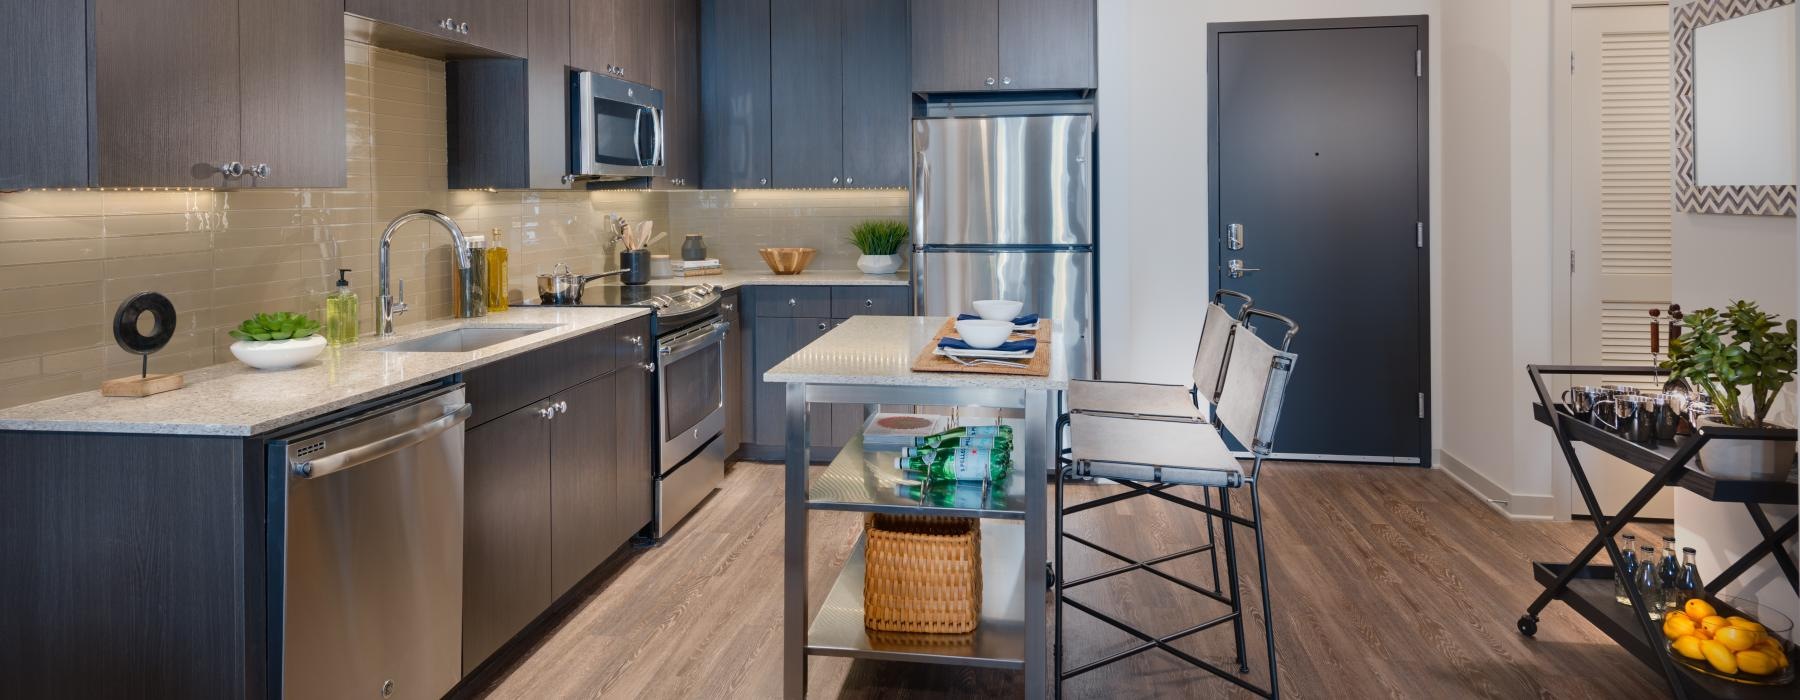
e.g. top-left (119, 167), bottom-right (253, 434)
top-left (1205, 15), bottom-right (1433, 465)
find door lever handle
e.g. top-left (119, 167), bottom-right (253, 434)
top-left (1227, 259), bottom-right (1260, 278)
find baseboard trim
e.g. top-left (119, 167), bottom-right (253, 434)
top-left (1435, 448), bottom-right (1556, 520)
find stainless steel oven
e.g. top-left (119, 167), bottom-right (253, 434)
top-left (653, 317), bottom-right (728, 538)
top-left (570, 69), bottom-right (664, 181)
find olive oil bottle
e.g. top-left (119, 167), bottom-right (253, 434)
top-left (324, 268), bottom-right (358, 346)
top-left (485, 228), bottom-right (509, 312)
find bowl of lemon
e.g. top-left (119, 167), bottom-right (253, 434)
top-left (1664, 596), bottom-right (1793, 685)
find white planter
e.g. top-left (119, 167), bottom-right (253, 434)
top-left (1694, 414), bottom-right (1796, 480)
top-left (857, 253), bottom-right (903, 275)
top-left (230, 335), bottom-right (326, 370)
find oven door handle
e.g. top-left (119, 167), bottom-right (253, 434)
top-left (659, 320), bottom-right (729, 361)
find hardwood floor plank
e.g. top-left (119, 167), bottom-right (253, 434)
top-left (475, 461), bottom-right (1670, 699)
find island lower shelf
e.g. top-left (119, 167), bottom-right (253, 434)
top-left (808, 422), bottom-right (1027, 520)
top-left (806, 519), bottom-right (1027, 669)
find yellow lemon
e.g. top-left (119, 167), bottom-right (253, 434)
top-left (1754, 638), bottom-right (1789, 669)
top-left (1735, 650), bottom-right (1779, 676)
top-left (1663, 614), bottom-right (1697, 640)
top-left (1725, 616), bottom-right (1766, 635)
top-left (1691, 626), bottom-right (1714, 641)
top-left (1701, 640), bottom-right (1739, 674)
top-left (1700, 615), bottom-right (1729, 635)
top-left (1672, 635), bottom-right (1706, 660)
top-left (1686, 598), bottom-right (1718, 620)
top-left (1715, 625), bottom-right (1760, 652)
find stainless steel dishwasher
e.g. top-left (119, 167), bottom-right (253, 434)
top-left (271, 384), bottom-right (471, 700)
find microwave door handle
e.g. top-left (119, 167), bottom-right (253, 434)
top-left (652, 107), bottom-right (665, 167)
top-left (632, 107), bottom-right (645, 166)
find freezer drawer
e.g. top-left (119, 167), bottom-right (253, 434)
top-left (912, 114), bottom-right (1094, 247)
top-left (915, 249), bottom-right (1094, 379)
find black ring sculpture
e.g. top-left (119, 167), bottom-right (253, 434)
top-left (113, 292), bottom-right (176, 356)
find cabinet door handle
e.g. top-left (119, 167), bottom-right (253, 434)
top-left (625, 334), bottom-right (644, 348)
top-left (641, 362), bottom-right (656, 373)
top-left (217, 161), bottom-right (244, 178)
top-left (760, 178), bottom-right (768, 186)
top-left (985, 76), bottom-right (996, 86)
top-left (538, 405), bottom-right (556, 420)
top-left (788, 298), bottom-right (797, 307)
top-left (863, 299), bottom-right (873, 307)
top-left (553, 400), bottom-right (568, 414)
top-left (249, 163), bottom-right (271, 179)
top-left (722, 302), bottom-right (735, 311)
top-left (1001, 76), bottom-right (1012, 86)
top-left (457, 21), bottom-right (469, 34)
top-left (816, 322), bottom-right (828, 331)
top-left (832, 176), bottom-right (840, 185)
top-left (845, 177), bottom-right (853, 185)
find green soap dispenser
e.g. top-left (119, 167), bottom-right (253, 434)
top-left (325, 268), bottom-right (359, 346)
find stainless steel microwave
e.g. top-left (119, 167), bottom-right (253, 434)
top-left (570, 70), bottom-right (664, 181)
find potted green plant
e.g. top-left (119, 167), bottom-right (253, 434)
top-left (849, 220), bottom-right (908, 275)
top-left (228, 312), bottom-right (326, 370)
top-left (1659, 300), bottom-right (1797, 479)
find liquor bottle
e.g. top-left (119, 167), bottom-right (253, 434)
top-left (1658, 537), bottom-right (1680, 614)
top-left (897, 445), bottom-right (1010, 483)
top-left (912, 425), bottom-right (1014, 451)
top-left (1635, 544), bottom-right (1663, 620)
top-left (1615, 534), bottom-right (1639, 606)
top-left (1674, 547), bottom-right (1702, 610)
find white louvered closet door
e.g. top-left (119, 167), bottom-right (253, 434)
top-left (1571, 4), bottom-right (1674, 519)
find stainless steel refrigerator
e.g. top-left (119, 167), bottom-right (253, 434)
top-left (911, 113), bottom-right (1096, 378)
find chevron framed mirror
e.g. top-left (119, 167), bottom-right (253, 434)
top-left (1672, 0), bottom-right (1797, 216)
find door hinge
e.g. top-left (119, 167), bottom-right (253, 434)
top-left (1416, 222), bottom-right (1424, 248)
top-left (1569, 249), bottom-right (1576, 274)
top-left (1570, 50), bottom-right (1576, 75)
top-left (1418, 393), bottom-right (1425, 419)
top-left (1415, 49), bottom-right (1423, 77)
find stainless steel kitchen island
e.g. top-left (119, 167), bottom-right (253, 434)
top-left (765, 316), bottom-right (1070, 699)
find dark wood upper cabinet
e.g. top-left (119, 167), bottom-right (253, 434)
top-left (700, 0), bottom-right (772, 189)
top-left (910, 0), bottom-right (1094, 92)
top-left (657, 0), bottom-right (701, 189)
top-left (0, 0), bottom-right (92, 189)
top-left (841, 0), bottom-right (911, 188)
top-left (770, 0), bottom-right (844, 188)
top-left (348, 0), bottom-right (528, 57)
top-left (996, 0), bottom-right (1094, 90)
top-left (94, 0), bottom-right (243, 187)
top-left (528, 0), bottom-right (573, 189)
top-left (239, 0), bottom-right (347, 188)
top-left (909, 0), bottom-right (998, 92)
top-left (571, 0), bottom-right (664, 80)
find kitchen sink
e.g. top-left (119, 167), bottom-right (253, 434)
top-left (374, 325), bottom-right (556, 353)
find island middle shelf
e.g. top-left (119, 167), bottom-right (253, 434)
top-left (807, 424), bottom-right (1026, 520)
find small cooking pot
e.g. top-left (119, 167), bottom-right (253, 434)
top-left (537, 262), bottom-right (623, 305)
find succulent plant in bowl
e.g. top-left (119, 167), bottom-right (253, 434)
top-left (229, 312), bottom-right (327, 370)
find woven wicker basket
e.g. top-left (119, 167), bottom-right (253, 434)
top-left (862, 513), bottom-right (983, 633)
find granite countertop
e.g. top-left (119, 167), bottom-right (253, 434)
top-left (0, 306), bottom-right (651, 437)
top-left (764, 316), bottom-right (1070, 391)
top-left (597, 269), bottom-right (910, 290)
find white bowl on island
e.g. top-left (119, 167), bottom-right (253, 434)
top-left (953, 319), bottom-right (1015, 349)
top-left (230, 335), bottom-right (327, 370)
top-left (971, 299), bottom-right (1023, 322)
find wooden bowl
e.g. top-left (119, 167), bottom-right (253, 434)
top-left (759, 247), bottom-right (816, 275)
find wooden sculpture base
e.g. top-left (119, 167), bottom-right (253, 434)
top-left (101, 373), bottom-right (184, 397)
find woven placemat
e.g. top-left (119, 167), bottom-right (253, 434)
top-left (909, 318), bottom-right (1052, 377)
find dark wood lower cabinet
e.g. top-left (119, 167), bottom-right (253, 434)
top-left (615, 359), bottom-right (654, 540)
top-left (462, 402), bottom-right (555, 673)
top-left (550, 374), bottom-right (619, 596)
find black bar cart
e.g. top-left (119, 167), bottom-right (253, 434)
top-left (1519, 365), bottom-right (1797, 700)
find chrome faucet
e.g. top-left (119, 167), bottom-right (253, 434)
top-left (378, 209), bottom-right (473, 336)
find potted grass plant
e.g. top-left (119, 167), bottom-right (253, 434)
top-left (228, 311), bottom-right (326, 370)
top-left (1659, 300), bottom-right (1797, 479)
top-left (849, 220), bottom-right (908, 275)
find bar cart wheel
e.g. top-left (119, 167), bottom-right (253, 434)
top-left (1517, 615), bottom-right (1537, 637)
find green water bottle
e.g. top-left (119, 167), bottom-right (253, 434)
top-left (912, 425), bottom-right (1014, 451)
top-left (898, 445), bottom-right (1010, 483)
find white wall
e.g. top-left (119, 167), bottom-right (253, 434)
top-left (1095, 2), bottom-right (1443, 442)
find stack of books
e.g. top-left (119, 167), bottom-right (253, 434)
top-left (671, 259), bottom-right (723, 277)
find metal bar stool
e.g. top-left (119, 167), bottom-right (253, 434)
top-left (1050, 289), bottom-right (1253, 595)
top-left (1055, 309), bottom-right (1299, 699)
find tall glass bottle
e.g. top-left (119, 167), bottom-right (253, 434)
top-left (1673, 546), bottom-right (1703, 610)
top-left (1634, 544), bottom-right (1663, 620)
top-left (1658, 536), bottom-right (1680, 614)
top-left (897, 445), bottom-right (1010, 483)
top-left (485, 228), bottom-right (509, 312)
top-left (1615, 534), bottom-right (1639, 606)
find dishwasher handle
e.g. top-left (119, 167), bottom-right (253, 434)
top-left (292, 403), bottom-right (473, 479)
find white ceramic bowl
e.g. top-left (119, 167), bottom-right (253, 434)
top-left (954, 319), bottom-right (1015, 349)
top-left (972, 299), bottom-right (1023, 322)
top-left (230, 335), bottom-right (326, 370)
